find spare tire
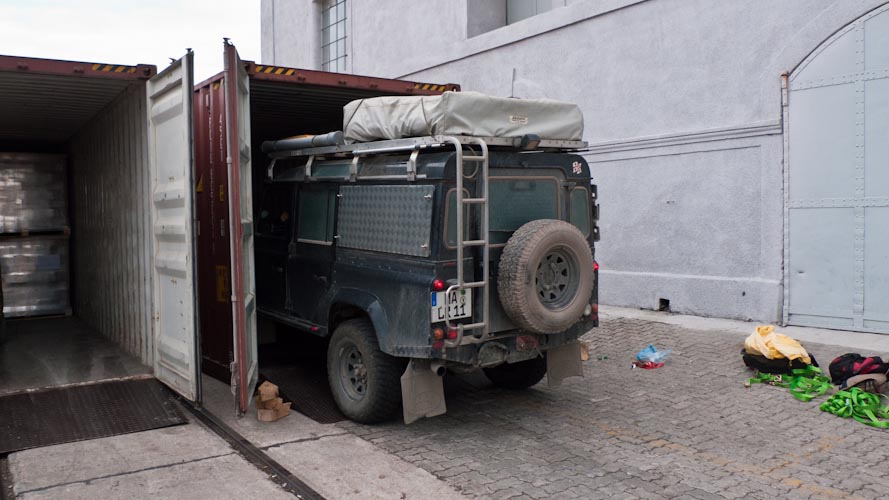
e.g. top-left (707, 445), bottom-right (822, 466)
top-left (498, 220), bottom-right (594, 334)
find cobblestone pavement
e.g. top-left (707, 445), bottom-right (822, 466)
top-left (338, 318), bottom-right (889, 500)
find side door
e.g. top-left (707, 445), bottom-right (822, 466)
top-left (147, 51), bottom-right (199, 400)
top-left (224, 41), bottom-right (258, 414)
top-left (287, 184), bottom-right (337, 325)
top-left (255, 182), bottom-right (295, 313)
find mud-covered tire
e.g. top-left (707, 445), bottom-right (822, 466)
top-left (327, 318), bottom-right (404, 423)
top-left (484, 355), bottom-right (547, 390)
top-left (498, 220), bottom-right (594, 334)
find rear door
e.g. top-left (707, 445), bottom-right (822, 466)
top-left (225, 42), bottom-right (259, 413)
top-left (147, 52), bottom-right (200, 400)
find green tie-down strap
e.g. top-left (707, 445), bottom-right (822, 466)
top-left (820, 388), bottom-right (889, 429)
top-left (746, 365), bottom-right (833, 402)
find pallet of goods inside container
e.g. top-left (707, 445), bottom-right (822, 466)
top-left (0, 153), bottom-right (68, 235)
top-left (0, 234), bottom-right (71, 318)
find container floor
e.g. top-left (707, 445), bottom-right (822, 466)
top-left (0, 316), bottom-right (150, 396)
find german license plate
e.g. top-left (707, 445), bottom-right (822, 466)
top-left (431, 289), bottom-right (472, 323)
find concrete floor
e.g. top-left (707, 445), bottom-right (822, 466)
top-left (5, 415), bottom-right (293, 500)
top-left (0, 316), bottom-right (150, 396)
top-left (201, 375), bottom-right (465, 499)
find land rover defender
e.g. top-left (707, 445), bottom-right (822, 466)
top-left (256, 94), bottom-right (598, 424)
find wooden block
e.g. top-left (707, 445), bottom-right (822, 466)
top-left (257, 401), bottom-right (292, 422)
top-left (275, 402), bottom-right (292, 420)
top-left (257, 408), bottom-right (277, 422)
top-left (257, 397), bottom-right (284, 410)
top-left (257, 381), bottom-right (279, 402)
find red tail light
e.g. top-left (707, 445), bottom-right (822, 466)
top-left (594, 261), bottom-right (600, 272)
top-left (432, 279), bottom-right (445, 291)
top-left (446, 329), bottom-right (458, 340)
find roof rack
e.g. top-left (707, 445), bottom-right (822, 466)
top-left (265, 135), bottom-right (588, 160)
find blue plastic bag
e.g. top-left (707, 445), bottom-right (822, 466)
top-left (636, 344), bottom-right (671, 363)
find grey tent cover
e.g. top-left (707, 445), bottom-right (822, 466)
top-left (342, 91), bottom-right (584, 143)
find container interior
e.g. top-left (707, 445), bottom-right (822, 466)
top-left (196, 74), bottom-right (414, 383)
top-left (0, 61), bottom-right (154, 394)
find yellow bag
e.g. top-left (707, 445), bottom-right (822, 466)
top-left (744, 325), bottom-right (812, 364)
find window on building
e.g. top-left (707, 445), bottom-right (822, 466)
top-left (468, 0), bottom-right (569, 38)
top-left (321, 0), bottom-right (347, 72)
top-left (507, 0), bottom-right (567, 24)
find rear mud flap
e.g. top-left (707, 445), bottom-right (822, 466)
top-left (401, 359), bottom-right (446, 424)
top-left (547, 341), bottom-right (584, 388)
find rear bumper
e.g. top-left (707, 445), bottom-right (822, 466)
top-left (431, 318), bottom-right (594, 367)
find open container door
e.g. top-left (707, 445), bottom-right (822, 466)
top-left (225, 41), bottom-right (258, 414)
top-left (147, 51), bottom-right (200, 400)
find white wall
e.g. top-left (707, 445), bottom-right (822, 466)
top-left (261, 0), bottom-right (322, 70)
top-left (263, 0), bottom-right (889, 322)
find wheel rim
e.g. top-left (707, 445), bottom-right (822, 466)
top-left (535, 246), bottom-right (579, 309)
top-left (338, 342), bottom-right (367, 402)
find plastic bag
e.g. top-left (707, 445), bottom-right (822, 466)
top-left (744, 325), bottom-right (811, 364)
top-left (636, 344), bottom-right (671, 364)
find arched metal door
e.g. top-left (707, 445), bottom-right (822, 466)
top-left (785, 5), bottom-right (889, 333)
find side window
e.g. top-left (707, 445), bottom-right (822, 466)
top-left (569, 187), bottom-right (591, 237)
top-left (257, 183), bottom-right (293, 237)
top-left (444, 188), bottom-right (470, 248)
top-left (297, 186), bottom-right (336, 244)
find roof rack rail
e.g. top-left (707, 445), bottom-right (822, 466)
top-left (265, 135), bottom-right (588, 160)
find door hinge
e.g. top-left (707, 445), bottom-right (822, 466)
top-left (229, 362), bottom-right (238, 395)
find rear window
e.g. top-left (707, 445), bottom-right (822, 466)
top-left (489, 177), bottom-right (559, 244)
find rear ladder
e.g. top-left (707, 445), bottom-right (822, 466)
top-left (443, 137), bottom-right (489, 346)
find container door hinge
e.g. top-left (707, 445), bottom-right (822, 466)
top-left (229, 362), bottom-right (238, 395)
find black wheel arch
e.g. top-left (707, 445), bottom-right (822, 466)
top-left (328, 288), bottom-right (390, 345)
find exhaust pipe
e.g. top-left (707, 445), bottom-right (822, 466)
top-left (430, 362), bottom-right (446, 377)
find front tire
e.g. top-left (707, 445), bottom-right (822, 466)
top-left (483, 355), bottom-right (547, 390)
top-left (327, 318), bottom-right (403, 423)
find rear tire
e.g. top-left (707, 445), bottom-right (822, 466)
top-left (483, 355), bottom-right (547, 390)
top-left (327, 318), bottom-right (404, 423)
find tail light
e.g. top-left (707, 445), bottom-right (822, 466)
top-left (432, 279), bottom-right (445, 291)
top-left (594, 261), bottom-right (599, 272)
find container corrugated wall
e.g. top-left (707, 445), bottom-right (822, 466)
top-left (69, 82), bottom-right (153, 365)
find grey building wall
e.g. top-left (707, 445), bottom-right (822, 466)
top-left (261, 0), bottom-right (889, 323)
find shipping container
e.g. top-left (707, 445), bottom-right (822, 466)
top-left (0, 42), bottom-right (457, 414)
